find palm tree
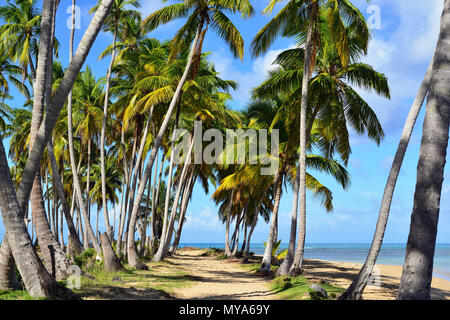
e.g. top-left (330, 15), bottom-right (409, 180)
top-left (126, 0), bottom-right (253, 267)
top-left (0, 0), bottom-right (115, 298)
top-left (397, 0), bottom-right (450, 300)
top-left (0, 54), bottom-right (26, 98)
top-left (0, 0), bottom-right (42, 81)
top-left (91, 0), bottom-right (141, 239)
top-left (339, 63), bottom-right (434, 300)
top-left (252, 0), bottom-right (371, 276)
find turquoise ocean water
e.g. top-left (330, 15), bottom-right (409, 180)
top-left (179, 243), bottom-right (450, 281)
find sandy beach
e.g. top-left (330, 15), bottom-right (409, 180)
top-left (166, 250), bottom-right (450, 300)
top-left (302, 259), bottom-right (450, 300)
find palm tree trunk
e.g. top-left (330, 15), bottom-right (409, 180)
top-left (277, 168), bottom-right (298, 275)
top-left (245, 212), bottom-right (258, 256)
top-left (150, 153), bottom-right (164, 254)
top-left (261, 172), bottom-right (283, 273)
top-left (0, 241), bottom-right (21, 290)
top-left (27, 0), bottom-right (73, 281)
top-left (232, 211), bottom-right (243, 257)
top-left (127, 20), bottom-right (205, 267)
top-left (397, 0), bottom-right (450, 300)
top-left (117, 133), bottom-right (136, 254)
top-left (339, 59), bottom-right (434, 300)
top-left (154, 133), bottom-right (195, 262)
top-left (125, 110), bottom-right (153, 245)
top-left (159, 104), bottom-right (181, 255)
top-left (65, 0), bottom-right (103, 255)
top-left (15, 0), bottom-right (115, 226)
top-left (289, 1), bottom-right (318, 276)
top-left (0, 140), bottom-right (79, 299)
top-left (225, 190), bottom-right (234, 258)
top-left (170, 168), bottom-right (195, 254)
top-left (100, 28), bottom-right (118, 240)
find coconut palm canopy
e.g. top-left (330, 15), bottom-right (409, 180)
top-left (0, 0), bottom-right (447, 302)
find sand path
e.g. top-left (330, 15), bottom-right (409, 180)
top-left (165, 250), bottom-right (278, 300)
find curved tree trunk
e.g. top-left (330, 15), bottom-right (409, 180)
top-left (15, 0), bottom-right (115, 233)
top-left (339, 60), bottom-right (434, 300)
top-left (245, 212), bottom-right (258, 257)
top-left (100, 29), bottom-right (118, 240)
top-left (47, 141), bottom-right (83, 256)
top-left (127, 21), bottom-right (205, 268)
top-left (397, 0), bottom-right (450, 300)
top-left (170, 168), bottom-right (195, 254)
top-left (260, 173), bottom-right (283, 274)
top-left (0, 140), bottom-right (79, 299)
top-left (0, 241), bottom-right (21, 290)
top-left (289, 2), bottom-right (318, 276)
top-left (28, 0), bottom-right (71, 281)
top-left (65, 0), bottom-right (102, 255)
top-left (150, 154), bottom-right (164, 254)
top-left (100, 232), bottom-right (124, 272)
top-left (232, 211), bottom-right (243, 257)
top-left (224, 190), bottom-right (234, 258)
top-left (154, 134), bottom-right (195, 262)
top-left (278, 169), bottom-right (299, 275)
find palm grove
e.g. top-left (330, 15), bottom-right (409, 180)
top-left (0, 0), bottom-right (448, 300)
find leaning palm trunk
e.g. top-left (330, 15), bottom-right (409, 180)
top-left (289, 2), bottom-right (317, 276)
top-left (277, 169), bottom-right (299, 275)
top-left (150, 154), bottom-right (164, 253)
top-left (127, 21), bottom-right (205, 267)
top-left (224, 190), bottom-right (234, 257)
top-left (245, 212), bottom-right (258, 256)
top-left (116, 130), bottom-right (134, 254)
top-left (99, 29), bottom-right (118, 239)
top-left (0, 241), bottom-right (21, 290)
top-left (0, 140), bottom-right (79, 299)
top-left (397, 0), bottom-right (450, 300)
top-left (66, 0), bottom-right (103, 255)
top-left (15, 0), bottom-right (115, 233)
top-left (47, 141), bottom-right (83, 255)
top-left (154, 134), bottom-right (195, 262)
top-left (232, 211), bottom-right (243, 257)
top-left (0, 0), bottom-right (114, 279)
top-left (170, 168), bottom-right (195, 254)
top-left (27, 0), bottom-right (72, 281)
top-left (125, 110), bottom-right (153, 244)
top-left (261, 173), bottom-right (283, 273)
top-left (339, 60), bottom-right (434, 300)
top-left (159, 106), bottom-right (181, 254)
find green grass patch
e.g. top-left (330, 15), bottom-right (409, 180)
top-left (0, 289), bottom-right (39, 300)
top-left (271, 276), bottom-right (344, 300)
top-left (73, 260), bottom-right (197, 298)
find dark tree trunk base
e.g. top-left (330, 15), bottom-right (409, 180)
top-left (100, 232), bottom-right (125, 272)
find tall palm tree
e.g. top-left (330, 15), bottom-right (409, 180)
top-left (0, 0), bottom-right (115, 299)
top-left (91, 0), bottom-right (141, 239)
top-left (252, 0), bottom-right (375, 276)
top-left (397, 0), bottom-right (450, 300)
top-left (0, 0), bottom-right (42, 81)
top-left (339, 63), bottom-right (433, 300)
top-left (126, 0), bottom-right (254, 268)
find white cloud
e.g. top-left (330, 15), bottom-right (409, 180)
top-left (183, 206), bottom-right (223, 231)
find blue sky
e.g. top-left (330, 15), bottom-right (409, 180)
top-left (1, 0), bottom-right (449, 245)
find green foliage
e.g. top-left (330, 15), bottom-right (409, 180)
top-left (0, 289), bottom-right (37, 300)
top-left (308, 288), bottom-right (327, 300)
top-left (271, 276), bottom-right (344, 300)
top-left (74, 248), bottom-right (101, 269)
top-left (273, 275), bottom-right (293, 290)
